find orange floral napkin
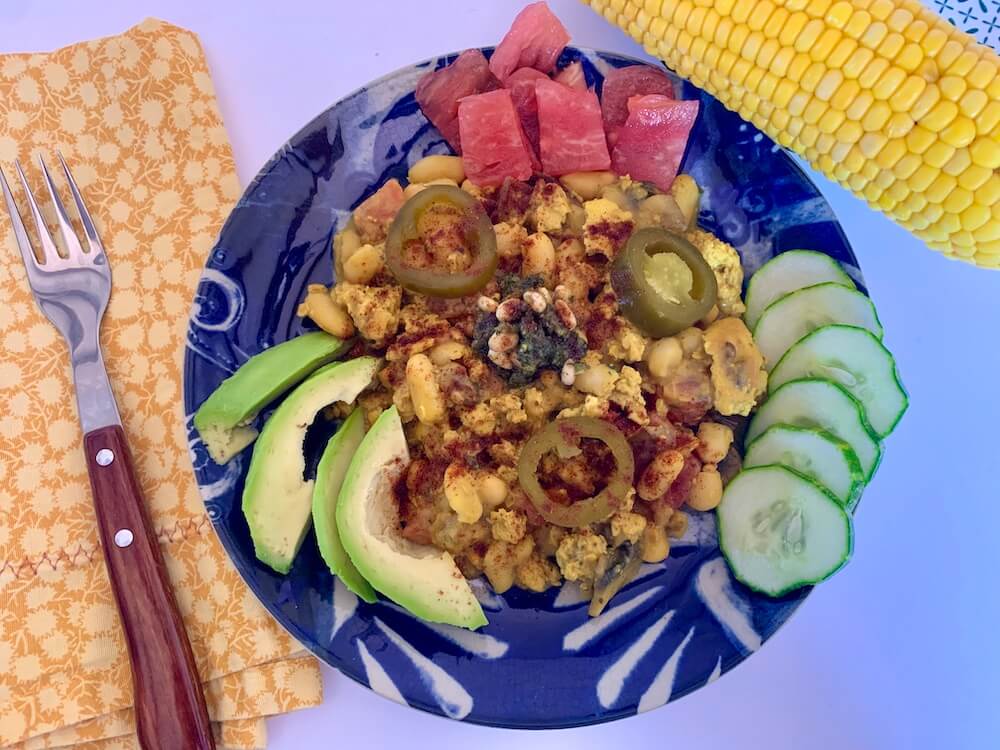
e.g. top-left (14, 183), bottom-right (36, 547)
top-left (0, 19), bottom-right (323, 749)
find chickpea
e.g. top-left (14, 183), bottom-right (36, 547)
top-left (559, 170), bottom-right (617, 200)
top-left (677, 326), bottom-right (705, 356)
top-left (645, 337), bottom-right (683, 378)
top-left (405, 353), bottom-right (445, 424)
top-left (521, 232), bottom-right (556, 283)
top-left (574, 363), bottom-right (617, 396)
top-left (687, 467), bottom-right (724, 511)
top-left (297, 286), bottom-right (355, 338)
top-left (342, 243), bottom-right (383, 284)
top-left (666, 509), bottom-right (689, 538)
top-left (696, 422), bottom-right (734, 464)
top-left (641, 525), bottom-right (670, 563)
top-left (638, 449), bottom-right (685, 501)
top-left (444, 462), bottom-right (483, 524)
top-left (335, 226), bottom-right (362, 265)
top-left (477, 473), bottom-right (509, 509)
top-left (408, 154), bottom-right (466, 184)
top-left (402, 183), bottom-right (426, 199)
top-left (428, 340), bottom-right (467, 365)
top-left (494, 221), bottom-right (528, 259)
top-left (484, 542), bottom-right (516, 594)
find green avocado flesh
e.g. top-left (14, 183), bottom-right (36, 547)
top-left (242, 356), bottom-right (379, 574)
top-left (194, 332), bottom-right (351, 463)
top-left (336, 406), bottom-right (488, 629)
top-left (312, 409), bottom-right (377, 603)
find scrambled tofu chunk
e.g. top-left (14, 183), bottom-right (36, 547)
top-left (494, 221), bottom-right (528, 262)
top-left (487, 391), bottom-right (528, 426)
top-left (605, 319), bottom-right (648, 363)
top-left (610, 511), bottom-right (648, 545)
top-left (685, 229), bottom-right (745, 316)
top-left (703, 317), bottom-right (767, 416)
top-left (460, 402), bottom-right (496, 436)
top-left (556, 531), bottom-right (608, 582)
top-left (529, 181), bottom-right (572, 233)
top-left (583, 198), bottom-right (634, 258)
top-left (516, 555), bottom-right (562, 592)
top-left (332, 282), bottom-right (401, 343)
top-left (610, 365), bottom-right (648, 424)
top-left (559, 394), bottom-right (609, 419)
top-left (490, 508), bottom-right (527, 544)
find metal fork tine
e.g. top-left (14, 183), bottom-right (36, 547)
top-left (38, 155), bottom-right (86, 260)
top-left (0, 163), bottom-right (40, 271)
top-left (14, 160), bottom-right (61, 264)
top-left (57, 152), bottom-right (103, 255)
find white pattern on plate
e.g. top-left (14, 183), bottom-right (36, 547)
top-left (563, 587), bottom-right (663, 652)
top-left (357, 640), bottom-right (408, 706)
top-left (637, 626), bottom-right (695, 713)
top-left (332, 578), bottom-right (359, 639)
top-left (596, 610), bottom-right (674, 709)
top-left (695, 557), bottom-right (762, 653)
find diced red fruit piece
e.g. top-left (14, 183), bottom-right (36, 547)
top-left (535, 78), bottom-right (611, 175)
top-left (627, 93), bottom-right (675, 115)
top-left (458, 89), bottom-right (536, 187)
top-left (553, 60), bottom-right (586, 90)
top-left (611, 97), bottom-right (698, 191)
top-left (489, 1), bottom-right (571, 82)
top-left (506, 67), bottom-right (548, 156)
top-left (353, 178), bottom-right (405, 242)
top-left (415, 49), bottom-right (500, 153)
top-left (600, 64), bottom-right (675, 143)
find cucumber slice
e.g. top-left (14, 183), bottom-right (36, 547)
top-left (753, 282), bottom-right (883, 369)
top-left (744, 250), bottom-right (856, 331)
top-left (770, 325), bottom-right (908, 437)
top-left (717, 465), bottom-right (853, 597)
top-left (744, 425), bottom-right (865, 510)
top-left (745, 378), bottom-right (882, 481)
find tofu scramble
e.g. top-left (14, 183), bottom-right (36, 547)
top-left (298, 156), bottom-right (767, 615)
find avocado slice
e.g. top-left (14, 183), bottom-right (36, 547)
top-left (194, 332), bottom-right (352, 464)
top-left (336, 406), bottom-right (488, 629)
top-left (312, 408), bottom-right (377, 603)
top-left (242, 356), bottom-right (379, 574)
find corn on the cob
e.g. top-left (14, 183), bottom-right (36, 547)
top-left (588, 0), bottom-right (1000, 268)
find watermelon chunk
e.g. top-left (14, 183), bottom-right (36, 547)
top-left (506, 67), bottom-right (548, 156)
top-left (600, 64), bottom-right (675, 144)
top-left (458, 89), bottom-right (536, 187)
top-left (535, 78), bottom-right (610, 175)
top-left (553, 60), bottom-right (586, 90)
top-left (611, 96), bottom-right (699, 191)
top-left (489, 1), bottom-right (571, 82)
top-left (416, 49), bottom-right (500, 153)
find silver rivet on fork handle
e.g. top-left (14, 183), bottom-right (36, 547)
top-left (96, 448), bottom-right (115, 466)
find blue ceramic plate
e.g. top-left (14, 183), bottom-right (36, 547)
top-left (183, 47), bottom-right (865, 729)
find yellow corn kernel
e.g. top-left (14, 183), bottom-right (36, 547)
top-left (921, 203), bottom-right (944, 223)
top-left (795, 18), bottom-right (826, 52)
top-left (922, 99), bottom-right (959, 131)
top-left (904, 192), bottom-right (928, 213)
top-left (772, 79), bottom-right (797, 108)
top-left (758, 72), bottom-right (779, 100)
top-left (835, 119), bottom-right (864, 143)
top-left (846, 90), bottom-right (875, 120)
top-left (771, 108), bottom-right (791, 131)
top-left (832, 162), bottom-right (852, 182)
top-left (896, 43), bottom-right (924, 73)
top-left (886, 113), bottom-right (915, 138)
top-left (958, 89), bottom-right (987, 120)
top-left (947, 50), bottom-right (980, 77)
top-left (870, 0), bottom-right (896, 19)
top-left (968, 59), bottom-right (997, 90)
top-left (906, 164), bottom-right (937, 192)
top-left (844, 10), bottom-right (872, 39)
top-left (764, 6), bottom-right (789, 38)
top-left (691, 36), bottom-right (708, 59)
top-left (742, 31), bottom-right (765, 61)
top-left (878, 32), bottom-right (905, 60)
top-left (887, 179), bottom-right (910, 202)
top-left (801, 62), bottom-right (827, 92)
top-left (825, 0), bottom-right (852, 28)
top-left (960, 203), bottom-right (991, 232)
top-left (731, 0), bottom-right (754, 23)
top-left (878, 194), bottom-right (902, 213)
top-left (745, 66), bottom-right (765, 91)
top-left (810, 28), bottom-right (841, 62)
top-left (931, 210), bottom-right (960, 233)
top-left (787, 53), bottom-right (812, 83)
top-left (862, 101), bottom-right (892, 131)
top-left (924, 141), bottom-right (956, 168)
top-left (904, 125), bottom-right (935, 154)
top-left (859, 132), bottom-right (887, 158)
top-left (918, 28), bottom-right (947, 59)
top-left (893, 153), bottom-right (922, 179)
top-left (717, 49), bottom-right (738, 75)
top-left (859, 57), bottom-right (890, 89)
top-left (873, 67), bottom-right (906, 100)
top-left (847, 172), bottom-right (868, 192)
top-left (746, 0), bottom-right (773, 30)
top-left (942, 188), bottom-right (972, 214)
top-left (827, 37), bottom-right (858, 69)
top-left (806, 0), bottom-right (833, 15)
top-left (874, 168), bottom-right (895, 189)
top-left (788, 92), bottom-right (811, 117)
top-left (910, 84), bottom-right (941, 120)
top-left (957, 164), bottom-right (992, 191)
top-left (799, 124), bottom-right (821, 148)
top-left (731, 58), bottom-right (753, 85)
top-left (673, 0), bottom-right (692, 26)
top-left (924, 173), bottom-right (957, 203)
top-left (788, 117), bottom-right (805, 137)
top-left (843, 146), bottom-right (866, 173)
top-left (980, 238), bottom-right (1000, 254)
top-left (941, 149), bottom-right (971, 177)
top-left (970, 137), bottom-right (1000, 169)
top-left (677, 30), bottom-right (694, 53)
top-left (886, 6), bottom-right (913, 30)
top-left (938, 75), bottom-right (967, 102)
top-left (940, 116), bottom-right (976, 149)
top-left (890, 76), bottom-right (926, 112)
top-left (862, 182), bottom-right (883, 202)
top-left (825, 79), bottom-right (857, 112)
top-left (700, 8), bottom-right (719, 38)
top-left (819, 108), bottom-right (846, 134)
top-left (903, 19), bottom-right (929, 44)
top-left (936, 40), bottom-right (964, 70)
top-left (779, 11), bottom-right (809, 46)
top-left (770, 47), bottom-right (795, 77)
top-left (875, 139), bottom-right (906, 169)
top-left (860, 21), bottom-right (887, 50)
top-left (687, 5), bottom-right (707, 33)
top-left (816, 132), bottom-right (836, 153)
top-left (757, 38), bottom-right (780, 68)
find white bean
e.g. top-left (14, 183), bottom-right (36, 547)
top-left (408, 154), bottom-right (466, 184)
top-left (405, 353), bottom-right (445, 424)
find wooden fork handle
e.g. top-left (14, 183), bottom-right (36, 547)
top-left (84, 424), bottom-right (216, 750)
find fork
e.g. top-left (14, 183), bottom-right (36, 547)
top-left (1, 156), bottom-right (215, 750)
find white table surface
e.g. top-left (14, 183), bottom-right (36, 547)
top-left (2, 2), bottom-right (998, 748)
